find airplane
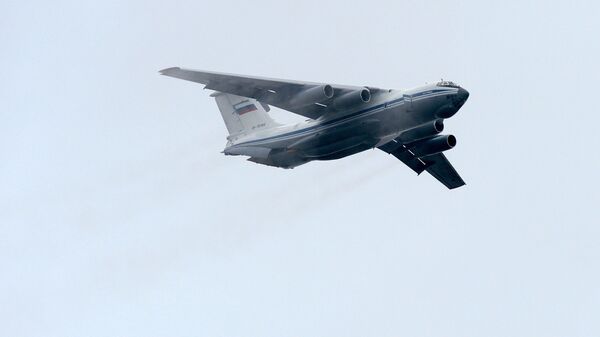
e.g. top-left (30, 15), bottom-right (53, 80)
top-left (160, 68), bottom-right (470, 189)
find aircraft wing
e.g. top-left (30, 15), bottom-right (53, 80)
top-left (159, 67), bottom-right (378, 120)
top-left (423, 153), bottom-right (465, 189)
top-left (379, 142), bottom-right (465, 189)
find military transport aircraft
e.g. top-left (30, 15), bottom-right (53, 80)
top-left (160, 68), bottom-right (470, 189)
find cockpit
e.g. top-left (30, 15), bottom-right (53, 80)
top-left (436, 80), bottom-right (461, 88)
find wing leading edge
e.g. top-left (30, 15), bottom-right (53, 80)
top-left (159, 67), bottom-right (380, 120)
top-left (378, 141), bottom-right (465, 189)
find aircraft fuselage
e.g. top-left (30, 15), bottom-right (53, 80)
top-left (224, 84), bottom-right (469, 168)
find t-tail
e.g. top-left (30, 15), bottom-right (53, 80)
top-left (210, 92), bottom-right (279, 136)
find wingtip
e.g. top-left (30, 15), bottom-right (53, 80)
top-left (159, 67), bottom-right (181, 75)
top-left (448, 181), bottom-right (466, 189)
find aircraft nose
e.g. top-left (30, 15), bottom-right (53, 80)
top-left (454, 87), bottom-right (469, 108)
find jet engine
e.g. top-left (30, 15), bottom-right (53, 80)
top-left (333, 88), bottom-right (371, 109)
top-left (290, 85), bottom-right (334, 107)
top-left (398, 120), bottom-right (444, 143)
top-left (408, 134), bottom-right (456, 157)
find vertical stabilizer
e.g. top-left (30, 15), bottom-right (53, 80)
top-left (210, 92), bottom-right (278, 135)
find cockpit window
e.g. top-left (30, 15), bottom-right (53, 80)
top-left (436, 80), bottom-right (461, 88)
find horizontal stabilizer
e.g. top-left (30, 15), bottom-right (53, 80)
top-left (224, 146), bottom-right (271, 158)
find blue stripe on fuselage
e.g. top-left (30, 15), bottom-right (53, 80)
top-left (231, 88), bottom-right (454, 147)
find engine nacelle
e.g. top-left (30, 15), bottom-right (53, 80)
top-left (408, 134), bottom-right (456, 157)
top-left (398, 120), bottom-right (444, 143)
top-left (333, 88), bottom-right (371, 109)
top-left (290, 85), bottom-right (334, 107)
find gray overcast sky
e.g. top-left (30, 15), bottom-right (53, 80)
top-left (2, 0), bottom-right (600, 336)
